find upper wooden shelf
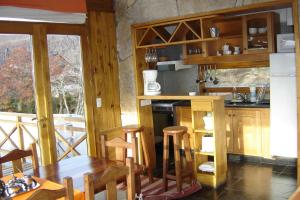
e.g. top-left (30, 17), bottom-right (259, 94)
top-left (135, 17), bottom-right (208, 48)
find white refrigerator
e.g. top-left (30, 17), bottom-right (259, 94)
top-left (270, 53), bottom-right (297, 158)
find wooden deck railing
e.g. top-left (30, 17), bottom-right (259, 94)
top-left (0, 112), bottom-right (87, 162)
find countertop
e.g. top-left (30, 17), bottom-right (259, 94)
top-left (137, 95), bottom-right (224, 100)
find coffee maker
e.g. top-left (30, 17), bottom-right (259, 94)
top-left (143, 70), bottom-right (161, 95)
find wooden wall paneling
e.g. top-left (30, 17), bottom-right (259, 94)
top-left (80, 29), bottom-right (97, 157)
top-left (86, 0), bottom-right (114, 12)
top-left (87, 11), bottom-right (122, 135)
top-left (32, 25), bottom-right (57, 166)
top-left (291, 0), bottom-right (300, 186)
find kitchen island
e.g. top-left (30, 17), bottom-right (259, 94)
top-left (137, 95), bottom-right (227, 188)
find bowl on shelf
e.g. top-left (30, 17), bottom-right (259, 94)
top-left (249, 27), bottom-right (258, 35)
top-left (258, 27), bottom-right (267, 34)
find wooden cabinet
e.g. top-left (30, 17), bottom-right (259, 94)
top-left (242, 12), bottom-right (275, 54)
top-left (177, 107), bottom-right (270, 158)
top-left (191, 100), bottom-right (227, 188)
top-left (183, 12), bottom-right (276, 67)
top-left (226, 108), bottom-right (270, 158)
top-left (174, 100), bottom-right (227, 188)
top-left (225, 110), bottom-right (234, 153)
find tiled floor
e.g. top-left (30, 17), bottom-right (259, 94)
top-left (182, 162), bottom-right (297, 200)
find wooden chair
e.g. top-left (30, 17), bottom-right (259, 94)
top-left (84, 158), bottom-right (135, 200)
top-left (122, 125), bottom-right (154, 183)
top-left (27, 177), bottom-right (74, 200)
top-left (100, 135), bottom-right (138, 163)
top-left (100, 135), bottom-right (142, 193)
top-left (0, 143), bottom-right (39, 177)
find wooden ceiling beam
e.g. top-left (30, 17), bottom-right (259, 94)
top-left (86, 0), bottom-right (114, 12)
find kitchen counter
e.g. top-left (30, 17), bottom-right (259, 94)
top-left (137, 95), bottom-right (224, 100)
top-left (145, 97), bottom-right (270, 108)
top-left (224, 100), bottom-right (270, 108)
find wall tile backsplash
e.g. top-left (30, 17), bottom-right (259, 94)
top-left (205, 67), bottom-right (270, 88)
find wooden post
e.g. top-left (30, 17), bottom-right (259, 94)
top-left (80, 30), bottom-right (97, 157)
top-left (32, 24), bottom-right (57, 165)
top-left (16, 116), bottom-right (24, 150)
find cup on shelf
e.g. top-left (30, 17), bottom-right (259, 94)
top-left (224, 50), bottom-right (232, 55)
top-left (209, 27), bottom-right (220, 38)
top-left (234, 46), bottom-right (240, 55)
top-left (258, 27), bottom-right (267, 34)
top-left (249, 27), bottom-right (258, 35)
top-left (222, 44), bottom-right (230, 51)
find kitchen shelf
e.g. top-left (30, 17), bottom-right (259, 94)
top-left (183, 53), bottom-right (270, 68)
top-left (194, 129), bottom-right (214, 133)
top-left (192, 100), bottom-right (227, 188)
top-left (197, 170), bottom-right (215, 175)
top-left (195, 150), bottom-right (214, 156)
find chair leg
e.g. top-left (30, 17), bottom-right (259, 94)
top-left (135, 174), bottom-right (141, 195)
top-left (147, 168), bottom-right (154, 183)
top-left (174, 134), bottom-right (182, 192)
top-left (183, 133), bottom-right (195, 183)
top-left (163, 134), bottom-right (169, 191)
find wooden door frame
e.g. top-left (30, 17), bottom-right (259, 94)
top-left (0, 21), bottom-right (97, 164)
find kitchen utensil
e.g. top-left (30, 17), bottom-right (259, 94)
top-left (209, 65), bottom-right (213, 82)
top-left (234, 46), bottom-right (240, 54)
top-left (223, 43), bottom-right (230, 52)
top-left (213, 65), bottom-right (219, 85)
top-left (249, 27), bottom-right (258, 35)
top-left (224, 50), bottom-right (232, 55)
top-left (209, 27), bottom-right (220, 38)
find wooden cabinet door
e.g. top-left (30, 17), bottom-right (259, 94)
top-left (242, 12), bottom-right (275, 54)
top-left (233, 109), bottom-right (262, 156)
top-left (225, 109), bottom-right (234, 153)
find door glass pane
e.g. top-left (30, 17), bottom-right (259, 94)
top-left (47, 35), bottom-right (87, 161)
top-left (0, 34), bottom-right (41, 173)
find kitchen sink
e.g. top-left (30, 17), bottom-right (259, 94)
top-left (225, 100), bottom-right (270, 108)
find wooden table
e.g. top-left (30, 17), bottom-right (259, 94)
top-left (37, 155), bottom-right (140, 193)
top-left (1, 173), bottom-right (84, 200)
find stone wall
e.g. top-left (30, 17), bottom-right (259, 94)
top-left (114, 0), bottom-right (290, 125)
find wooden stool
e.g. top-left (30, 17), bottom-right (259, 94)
top-left (122, 125), bottom-right (154, 183)
top-left (163, 126), bottom-right (194, 192)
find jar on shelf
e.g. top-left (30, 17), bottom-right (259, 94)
top-left (203, 112), bottom-right (213, 130)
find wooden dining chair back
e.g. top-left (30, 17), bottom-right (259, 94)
top-left (84, 158), bottom-right (135, 200)
top-left (100, 135), bottom-right (138, 163)
top-left (27, 177), bottom-right (74, 200)
top-left (0, 143), bottom-right (39, 177)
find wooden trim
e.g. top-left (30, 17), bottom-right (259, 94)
top-left (32, 25), bottom-right (57, 166)
top-left (0, 21), bottom-right (84, 35)
top-left (80, 30), bottom-right (97, 157)
top-left (132, 0), bottom-right (293, 28)
top-left (86, 0), bottom-right (114, 12)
